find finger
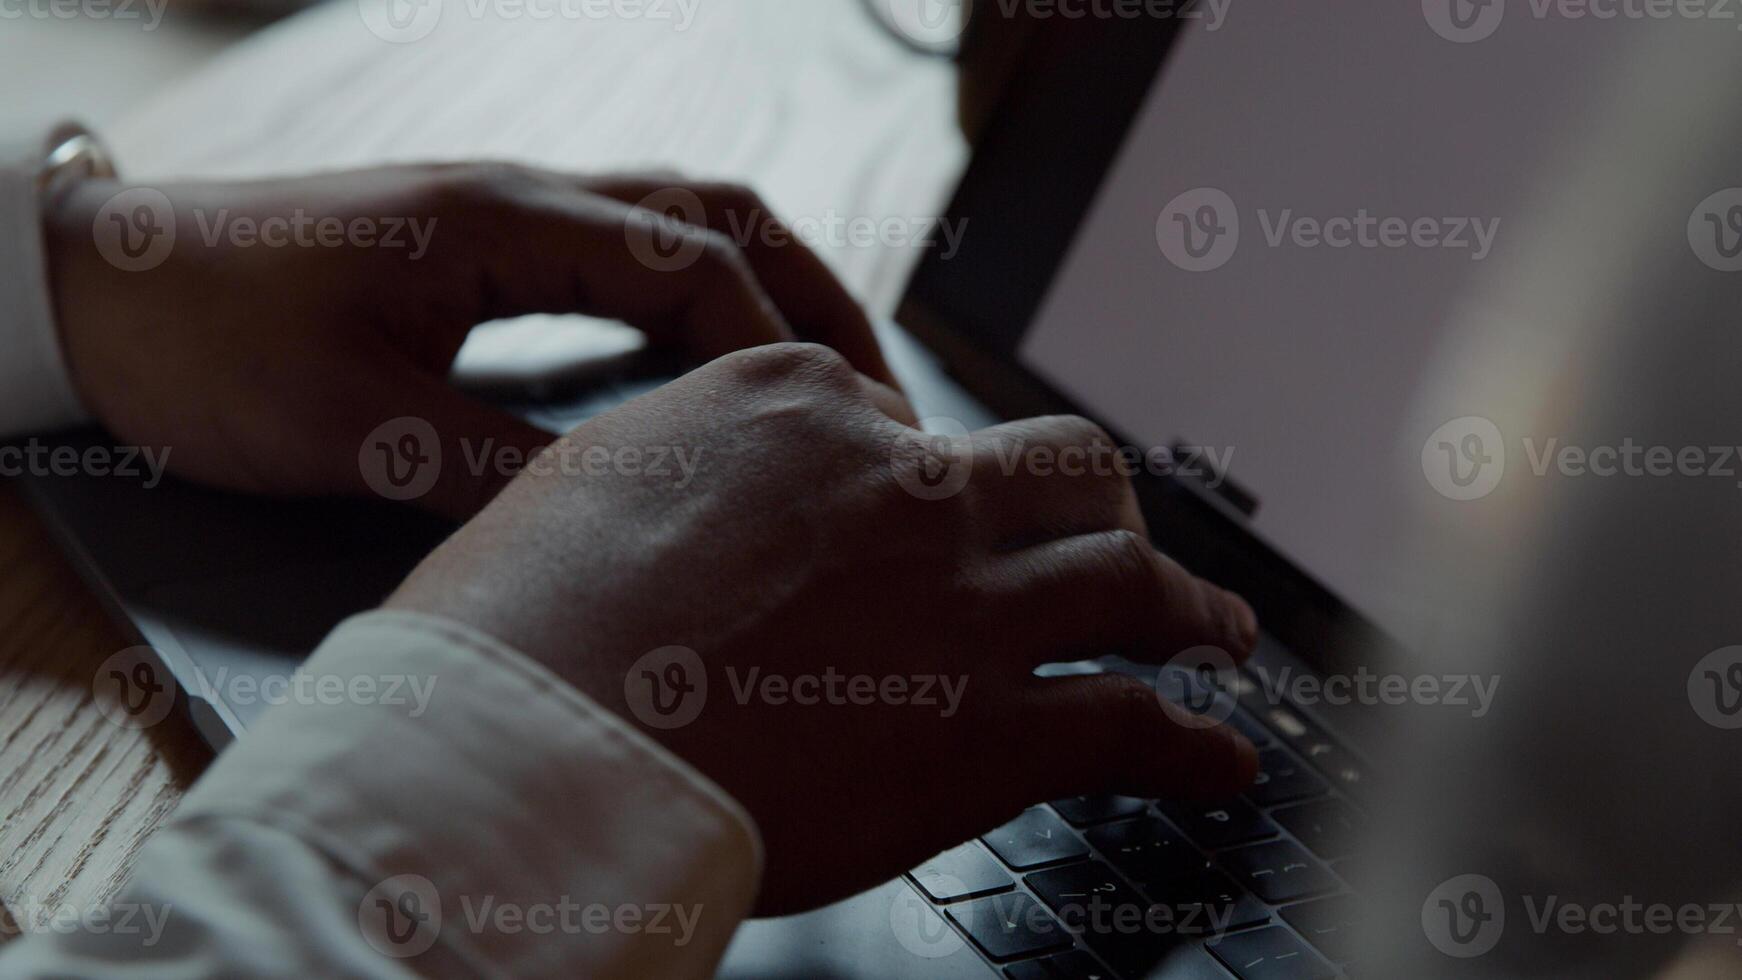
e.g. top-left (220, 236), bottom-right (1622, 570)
top-left (583, 177), bottom-right (899, 387)
top-left (353, 370), bottom-right (556, 521)
top-left (858, 375), bottom-right (919, 426)
top-left (966, 415), bottom-right (1146, 547)
top-left (980, 529), bottom-right (1259, 665)
top-left (1017, 674), bottom-right (1259, 802)
top-left (441, 169), bottom-right (796, 364)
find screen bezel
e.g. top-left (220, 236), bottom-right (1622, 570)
top-left (897, 11), bottom-right (1398, 675)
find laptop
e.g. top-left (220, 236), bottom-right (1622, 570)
top-left (23, 3), bottom-right (1643, 977)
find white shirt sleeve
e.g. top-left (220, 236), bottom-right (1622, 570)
top-left (0, 611), bottom-right (764, 977)
top-left (0, 124), bottom-right (91, 438)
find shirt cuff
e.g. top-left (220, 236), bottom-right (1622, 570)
top-left (174, 609), bottom-right (764, 978)
top-left (0, 123), bottom-right (92, 437)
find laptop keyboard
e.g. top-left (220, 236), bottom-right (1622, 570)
top-left (905, 669), bottom-right (1371, 980)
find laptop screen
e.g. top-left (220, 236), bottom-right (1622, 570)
top-left (1013, 2), bottom-right (1633, 646)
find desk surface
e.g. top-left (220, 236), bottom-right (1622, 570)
top-left (0, 483), bottom-right (209, 940)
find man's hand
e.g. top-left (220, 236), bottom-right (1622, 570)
top-left (43, 164), bottom-right (894, 519)
top-left (387, 343), bottom-right (1260, 915)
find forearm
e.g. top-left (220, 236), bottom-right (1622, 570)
top-left (0, 612), bottom-right (762, 978)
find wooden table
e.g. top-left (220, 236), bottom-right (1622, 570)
top-left (0, 483), bottom-right (209, 940)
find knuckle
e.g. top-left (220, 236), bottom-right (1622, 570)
top-left (1099, 528), bottom-right (1160, 584)
top-left (1095, 675), bottom-right (1163, 735)
top-left (1046, 414), bottom-right (1116, 450)
top-left (453, 161), bottom-right (538, 204)
top-left (724, 342), bottom-right (854, 389)
top-left (699, 181), bottom-right (767, 215)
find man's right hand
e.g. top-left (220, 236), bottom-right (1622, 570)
top-left (387, 343), bottom-right (1259, 915)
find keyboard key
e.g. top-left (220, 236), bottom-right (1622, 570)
top-left (1027, 862), bottom-right (1181, 976)
top-left (1084, 818), bottom-right (1199, 885)
top-left (1025, 862), bottom-right (1149, 932)
top-left (948, 893), bottom-right (1072, 961)
top-left (1041, 949), bottom-right (1113, 979)
top-left (1136, 943), bottom-right (1244, 980)
top-left (1280, 894), bottom-right (1364, 963)
top-left (1226, 708), bottom-right (1274, 747)
top-left (1209, 925), bottom-right (1336, 980)
top-left (1220, 841), bottom-right (1339, 904)
top-left (1161, 798), bottom-right (1279, 849)
top-left (912, 843), bottom-right (1015, 902)
top-left (984, 809), bottom-right (1090, 870)
top-left (1246, 750), bottom-right (1329, 807)
top-left (1003, 960), bottom-right (1056, 980)
top-left (1050, 796), bottom-right (1148, 827)
top-left (1146, 864), bottom-right (1270, 935)
top-left (1273, 798), bottom-right (1366, 861)
top-left (1292, 736), bottom-right (1369, 797)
